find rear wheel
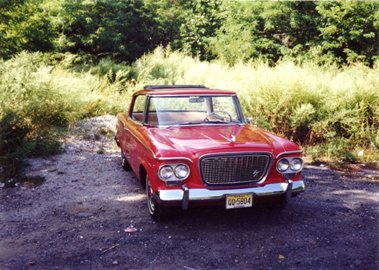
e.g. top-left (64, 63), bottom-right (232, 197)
top-left (146, 176), bottom-right (171, 221)
top-left (121, 151), bottom-right (131, 171)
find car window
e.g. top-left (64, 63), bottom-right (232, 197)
top-left (149, 96), bottom-right (208, 112)
top-left (131, 95), bottom-right (146, 123)
top-left (212, 96), bottom-right (239, 120)
top-left (147, 95), bottom-right (241, 125)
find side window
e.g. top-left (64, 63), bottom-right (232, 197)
top-left (131, 95), bottom-right (146, 123)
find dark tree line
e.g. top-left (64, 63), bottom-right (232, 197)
top-left (0, 0), bottom-right (378, 65)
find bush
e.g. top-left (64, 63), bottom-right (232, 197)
top-left (1, 49), bottom-right (378, 183)
top-left (0, 52), bottom-right (130, 182)
top-left (131, 48), bottom-right (379, 162)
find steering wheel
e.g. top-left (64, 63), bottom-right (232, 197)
top-left (203, 111), bottom-right (232, 122)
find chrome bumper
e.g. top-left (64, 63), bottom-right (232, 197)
top-left (157, 180), bottom-right (305, 203)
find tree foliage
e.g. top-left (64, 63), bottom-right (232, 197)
top-left (0, 0), bottom-right (55, 58)
top-left (58, 0), bottom-right (161, 61)
top-left (180, 0), bottom-right (222, 60)
top-left (0, 0), bottom-right (378, 65)
top-left (316, 1), bottom-right (379, 65)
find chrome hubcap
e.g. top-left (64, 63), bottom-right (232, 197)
top-left (146, 177), bottom-right (155, 213)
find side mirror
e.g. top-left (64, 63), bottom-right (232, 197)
top-left (246, 117), bottom-right (253, 125)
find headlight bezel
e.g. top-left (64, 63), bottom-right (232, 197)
top-left (276, 157), bottom-right (303, 174)
top-left (158, 163), bottom-right (190, 182)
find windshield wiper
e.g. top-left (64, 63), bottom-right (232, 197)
top-left (178, 120), bottom-right (238, 125)
top-left (203, 121), bottom-right (230, 124)
top-left (178, 121), bottom-right (204, 125)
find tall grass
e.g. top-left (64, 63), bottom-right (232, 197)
top-left (1, 48), bottom-right (378, 182)
top-left (132, 48), bottom-right (379, 162)
top-left (0, 52), bottom-right (131, 182)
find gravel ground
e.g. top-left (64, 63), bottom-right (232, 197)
top-left (0, 115), bottom-right (378, 270)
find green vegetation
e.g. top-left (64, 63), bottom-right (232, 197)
top-left (0, 52), bottom-right (131, 182)
top-left (1, 0), bottom-right (379, 182)
top-left (1, 1), bottom-right (378, 64)
top-left (1, 49), bottom-right (378, 183)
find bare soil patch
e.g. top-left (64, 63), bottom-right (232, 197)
top-left (1, 116), bottom-right (378, 269)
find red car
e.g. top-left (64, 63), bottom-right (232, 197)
top-left (115, 85), bottom-right (305, 220)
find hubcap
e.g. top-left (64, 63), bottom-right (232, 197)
top-left (146, 177), bottom-right (155, 214)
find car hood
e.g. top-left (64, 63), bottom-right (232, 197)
top-left (146, 124), bottom-right (299, 159)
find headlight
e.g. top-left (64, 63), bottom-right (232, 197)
top-left (277, 159), bottom-right (290, 172)
top-left (159, 165), bottom-right (173, 180)
top-left (174, 164), bottom-right (189, 179)
top-left (290, 158), bottom-right (303, 171)
top-left (158, 163), bottom-right (190, 183)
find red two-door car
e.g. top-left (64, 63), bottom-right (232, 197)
top-left (115, 85), bottom-right (305, 220)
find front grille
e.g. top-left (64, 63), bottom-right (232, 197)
top-left (200, 153), bottom-right (271, 185)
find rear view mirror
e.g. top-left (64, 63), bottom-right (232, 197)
top-left (189, 97), bottom-right (205, 103)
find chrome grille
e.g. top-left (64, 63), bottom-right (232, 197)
top-left (200, 154), bottom-right (271, 185)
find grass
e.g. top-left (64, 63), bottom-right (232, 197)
top-left (0, 48), bottom-right (378, 182)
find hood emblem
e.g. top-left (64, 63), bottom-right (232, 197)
top-left (230, 135), bottom-right (236, 143)
top-left (252, 170), bottom-right (260, 178)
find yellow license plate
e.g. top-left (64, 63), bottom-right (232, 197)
top-left (226, 194), bottom-right (253, 209)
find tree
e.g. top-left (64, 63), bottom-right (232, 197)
top-left (0, 0), bottom-right (55, 59)
top-left (58, 0), bottom-right (162, 62)
top-left (210, 1), bottom-right (320, 65)
top-left (316, 1), bottom-right (379, 66)
top-left (180, 0), bottom-right (222, 60)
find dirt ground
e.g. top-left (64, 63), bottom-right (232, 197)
top-left (1, 116), bottom-right (378, 270)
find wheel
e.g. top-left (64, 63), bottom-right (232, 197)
top-left (146, 175), bottom-right (171, 221)
top-left (266, 194), bottom-right (287, 211)
top-left (121, 151), bottom-right (131, 171)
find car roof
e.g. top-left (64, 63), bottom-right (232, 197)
top-left (133, 85), bottom-right (236, 96)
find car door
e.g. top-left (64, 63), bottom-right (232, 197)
top-left (124, 95), bottom-right (147, 172)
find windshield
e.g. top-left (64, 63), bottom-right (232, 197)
top-left (146, 95), bottom-right (242, 126)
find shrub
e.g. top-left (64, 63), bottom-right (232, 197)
top-left (131, 48), bottom-right (379, 162)
top-left (0, 52), bottom-right (130, 182)
top-left (1, 49), bottom-right (378, 183)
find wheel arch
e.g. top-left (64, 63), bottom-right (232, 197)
top-left (139, 163), bottom-right (147, 189)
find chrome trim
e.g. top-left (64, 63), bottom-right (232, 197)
top-left (122, 122), bottom-right (157, 159)
top-left (157, 180), bottom-right (305, 202)
top-left (286, 179), bottom-right (293, 199)
top-left (182, 185), bottom-right (189, 210)
top-left (157, 157), bottom-right (193, 163)
top-left (146, 94), bottom-right (237, 97)
top-left (276, 150), bottom-right (303, 158)
top-left (119, 117), bottom-right (195, 163)
top-left (150, 123), bottom-right (244, 128)
top-left (128, 116), bottom-right (143, 127)
top-left (198, 151), bottom-right (273, 160)
top-left (198, 152), bottom-right (274, 185)
top-left (292, 180), bottom-right (306, 193)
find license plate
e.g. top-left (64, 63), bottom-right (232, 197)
top-left (226, 194), bottom-right (253, 209)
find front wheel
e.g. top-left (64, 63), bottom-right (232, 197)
top-left (146, 176), bottom-right (171, 221)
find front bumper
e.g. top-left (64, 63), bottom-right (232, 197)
top-left (156, 180), bottom-right (305, 208)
